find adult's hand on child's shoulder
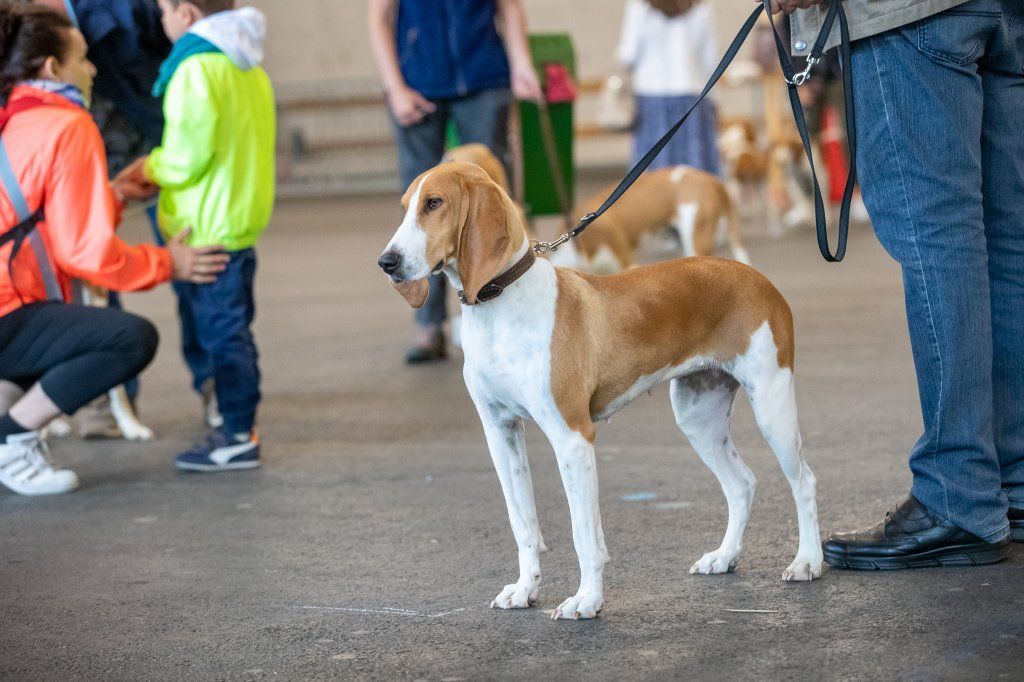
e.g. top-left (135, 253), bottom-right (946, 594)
top-left (167, 227), bottom-right (231, 284)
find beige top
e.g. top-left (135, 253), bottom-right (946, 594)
top-left (790, 0), bottom-right (970, 55)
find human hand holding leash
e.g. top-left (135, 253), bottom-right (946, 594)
top-left (763, 0), bottom-right (826, 14)
top-left (167, 227), bottom-right (230, 284)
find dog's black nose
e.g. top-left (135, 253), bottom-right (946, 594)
top-left (378, 251), bottom-right (401, 275)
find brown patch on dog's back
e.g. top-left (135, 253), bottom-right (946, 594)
top-left (550, 258), bottom-right (793, 438)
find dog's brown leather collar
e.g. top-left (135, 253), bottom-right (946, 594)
top-left (458, 249), bottom-right (536, 305)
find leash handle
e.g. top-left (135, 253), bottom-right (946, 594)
top-left (535, 1), bottom-right (857, 265)
top-left (765, 1), bottom-right (856, 262)
top-left (534, 4), bottom-right (766, 255)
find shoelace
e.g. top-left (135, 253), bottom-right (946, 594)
top-left (2, 438), bottom-right (56, 483)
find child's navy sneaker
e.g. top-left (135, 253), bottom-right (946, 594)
top-left (175, 428), bottom-right (260, 472)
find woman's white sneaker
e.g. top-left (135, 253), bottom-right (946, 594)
top-left (0, 432), bottom-right (79, 495)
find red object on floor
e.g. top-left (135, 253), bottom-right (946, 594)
top-left (821, 104), bottom-right (848, 203)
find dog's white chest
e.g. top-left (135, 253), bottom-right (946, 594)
top-left (459, 261), bottom-right (558, 412)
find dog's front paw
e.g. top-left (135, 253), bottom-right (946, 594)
top-left (782, 554), bottom-right (823, 582)
top-left (689, 547), bottom-right (740, 575)
top-left (551, 591), bottom-right (602, 620)
top-left (490, 580), bottom-right (539, 610)
top-left (120, 422), bottom-right (155, 442)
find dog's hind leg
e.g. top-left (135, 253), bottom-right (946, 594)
top-left (671, 371), bottom-right (756, 575)
top-left (734, 327), bottom-right (823, 581)
top-left (471, 399), bottom-right (545, 610)
top-left (675, 203), bottom-right (699, 258)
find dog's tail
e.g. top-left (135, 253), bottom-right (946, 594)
top-left (718, 182), bottom-right (750, 266)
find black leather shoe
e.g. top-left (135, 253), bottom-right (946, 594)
top-left (823, 495), bottom-right (1012, 570)
top-left (1009, 507), bottom-right (1024, 542)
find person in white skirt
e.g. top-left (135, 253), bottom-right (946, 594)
top-left (617, 0), bottom-right (721, 174)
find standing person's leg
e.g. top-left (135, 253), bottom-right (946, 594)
top-left (449, 88), bottom-right (512, 175)
top-left (148, 205), bottom-right (216, 423)
top-left (823, 5), bottom-right (1011, 568)
top-left (390, 104), bottom-right (449, 363)
top-left (978, 5), bottom-right (1024, 524)
top-left (174, 250), bottom-right (262, 472)
top-left (0, 303), bottom-right (160, 495)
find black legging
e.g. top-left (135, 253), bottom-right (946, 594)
top-left (0, 302), bottom-right (158, 414)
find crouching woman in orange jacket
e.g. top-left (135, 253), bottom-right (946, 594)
top-left (0, 4), bottom-right (229, 495)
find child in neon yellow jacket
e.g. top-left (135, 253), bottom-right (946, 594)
top-left (123, 0), bottom-right (275, 471)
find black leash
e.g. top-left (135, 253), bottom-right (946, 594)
top-left (533, 0), bottom-right (855, 263)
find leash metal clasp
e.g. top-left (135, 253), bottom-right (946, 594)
top-left (532, 233), bottom-right (572, 255)
top-left (532, 213), bottom-right (596, 255)
top-left (786, 56), bottom-right (820, 87)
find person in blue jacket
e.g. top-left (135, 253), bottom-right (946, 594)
top-left (368, 0), bottom-right (542, 364)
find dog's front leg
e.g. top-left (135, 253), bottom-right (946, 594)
top-left (548, 430), bottom-right (607, 620)
top-left (474, 402), bottom-right (544, 610)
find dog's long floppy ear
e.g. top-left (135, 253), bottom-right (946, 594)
top-left (457, 178), bottom-right (515, 305)
top-left (392, 278), bottom-right (429, 308)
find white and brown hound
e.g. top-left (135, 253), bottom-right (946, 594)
top-left (378, 163), bottom-right (823, 620)
top-left (548, 166), bottom-right (750, 274)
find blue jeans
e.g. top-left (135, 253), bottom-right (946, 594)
top-left (852, 0), bottom-right (1024, 541)
top-left (174, 249), bottom-right (261, 434)
top-left (390, 88), bottom-right (512, 326)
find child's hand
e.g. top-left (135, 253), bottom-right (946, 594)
top-left (115, 156), bottom-right (153, 187)
top-left (167, 227), bottom-right (230, 284)
top-left (387, 84), bottom-right (436, 126)
top-left (112, 176), bottom-right (158, 203)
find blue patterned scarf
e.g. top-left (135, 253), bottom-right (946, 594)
top-left (21, 79), bottom-right (88, 109)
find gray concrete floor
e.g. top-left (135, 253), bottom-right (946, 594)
top-left (3, 179), bottom-right (1023, 680)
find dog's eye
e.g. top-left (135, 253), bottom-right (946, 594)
top-left (425, 197), bottom-right (443, 212)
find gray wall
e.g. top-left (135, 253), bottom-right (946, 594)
top-left (250, 0), bottom-right (758, 86)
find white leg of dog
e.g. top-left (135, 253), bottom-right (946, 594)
top-left (675, 203), bottom-right (698, 258)
top-left (473, 402), bottom-right (545, 610)
top-left (108, 386), bottom-right (154, 442)
top-left (735, 328), bottom-right (823, 581)
top-left (670, 372), bottom-right (757, 575)
top-left (545, 427), bottom-right (607, 620)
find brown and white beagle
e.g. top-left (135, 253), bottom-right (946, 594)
top-left (718, 118), bottom-right (815, 236)
top-left (442, 143), bottom-right (512, 194)
top-left (378, 163), bottom-right (823, 621)
top-left (548, 166), bottom-right (749, 274)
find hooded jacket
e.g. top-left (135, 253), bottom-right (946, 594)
top-left (146, 8), bottom-right (275, 251)
top-left (0, 85), bottom-right (172, 318)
